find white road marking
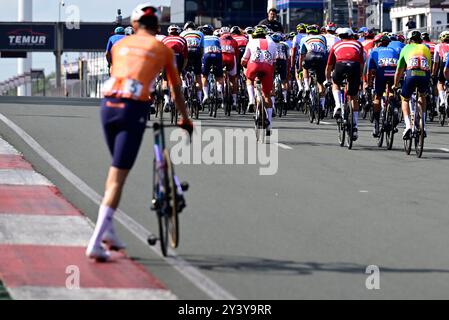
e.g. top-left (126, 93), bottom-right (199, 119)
top-left (439, 148), bottom-right (449, 153)
top-left (0, 169), bottom-right (53, 186)
top-left (320, 121), bottom-right (332, 125)
top-left (8, 286), bottom-right (177, 300)
top-left (275, 143), bottom-right (293, 150)
top-left (0, 214), bottom-right (92, 246)
top-left (359, 190), bottom-right (369, 193)
top-left (0, 113), bottom-right (236, 301)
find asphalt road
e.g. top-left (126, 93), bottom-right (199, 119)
top-left (1, 99), bottom-right (449, 299)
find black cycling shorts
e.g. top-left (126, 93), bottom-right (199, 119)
top-left (332, 61), bottom-right (361, 97)
top-left (302, 53), bottom-right (326, 84)
top-left (101, 97), bottom-right (150, 170)
top-left (163, 54), bottom-right (184, 80)
top-left (275, 60), bottom-right (288, 81)
top-left (186, 50), bottom-right (202, 75)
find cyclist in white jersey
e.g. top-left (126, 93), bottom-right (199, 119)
top-left (323, 22), bottom-right (340, 52)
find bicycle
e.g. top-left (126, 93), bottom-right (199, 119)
top-left (273, 73), bottom-right (285, 118)
top-left (306, 71), bottom-right (320, 125)
top-left (324, 81), bottom-right (334, 118)
top-left (377, 85), bottom-right (400, 150)
top-left (360, 87), bottom-right (374, 123)
top-left (223, 67), bottom-right (232, 117)
top-left (147, 109), bottom-right (189, 257)
top-left (336, 78), bottom-right (355, 150)
top-left (254, 77), bottom-right (269, 143)
top-left (184, 69), bottom-right (200, 120)
top-left (237, 70), bottom-right (248, 115)
top-left (403, 88), bottom-right (425, 158)
top-left (438, 83), bottom-right (449, 126)
top-left (207, 66), bottom-right (219, 118)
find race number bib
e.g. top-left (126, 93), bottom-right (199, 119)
top-left (123, 79), bottom-right (143, 99)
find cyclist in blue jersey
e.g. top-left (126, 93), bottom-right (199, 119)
top-left (200, 24), bottom-right (224, 105)
top-left (181, 21), bottom-right (205, 103)
top-left (368, 34), bottom-right (400, 137)
top-left (388, 33), bottom-right (405, 55)
top-left (106, 27), bottom-right (126, 69)
top-left (299, 25), bottom-right (328, 113)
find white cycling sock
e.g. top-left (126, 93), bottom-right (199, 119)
top-left (320, 97), bottom-right (325, 110)
top-left (267, 108), bottom-right (273, 129)
top-left (303, 78), bottom-right (310, 91)
top-left (271, 96), bottom-right (275, 109)
top-left (297, 80), bottom-right (303, 91)
top-left (217, 83), bottom-right (223, 99)
top-left (404, 115), bottom-right (411, 130)
top-left (203, 86), bottom-right (209, 98)
top-left (247, 84), bottom-right (255, 104)
top-left (232, 94), bottom-right (237, 105)
top-left (439, 91), bottom-right (446, 106)
top-left (87, 205), bottom-right (115, 250)
top-left (164, 94), bottom-right (170, 104)
top-left (353, 111), bottom-right (359, 128)
top-left (283, 90), bottom-right (287, 102)
top-left (332, 90), bottom-right (341, 109)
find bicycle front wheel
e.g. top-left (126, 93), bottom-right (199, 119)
top-left (153, 158), bottom-right (169, 256)
top-left (163, 149), bottom-right (179, 248)
top-left (415, 115), bottom-right (424, 158)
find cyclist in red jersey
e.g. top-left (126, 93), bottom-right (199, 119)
top-left (219, 27), bottom-right (240, 109)
top-left (325, 27), bottom-right (364, 140)
top-left (231, 26), bottom-right (248, 73)
top-left (162, 25), bottom-right (188, 111)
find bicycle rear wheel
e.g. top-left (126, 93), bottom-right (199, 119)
top-left (385, 105), bottom-right (395, 150)
top-left (346, 105), bottom-right (353, 150)
top-left (415, 114), bottom-right (424, 158)
top-left (337, 118), bottom-right (345, 147)
top-left (377, 109), bottom-right (385, 148)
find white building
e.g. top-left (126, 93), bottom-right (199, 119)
top-left (390, 0), bottom-right (449, 38)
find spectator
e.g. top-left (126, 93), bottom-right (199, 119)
top-left (258, 8), bottom-right (284, 33)
top-left (405, 17), bottom-right (416, 30)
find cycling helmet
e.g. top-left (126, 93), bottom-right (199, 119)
top-left (389, 33), bottom-right (398, 41)
top-left (131, 3), bottom-right (159, 22)
top-left (306, 24), bottom-right (320, 35)
top-left (244, 27), bottom-right (254, 35)
top-left (440, 31), bottom-right (449, 42)
top-left (326, 22), bottom-right (337, 32)
top-left (397, 34), bottom-right (405, 43)
top-left (364, 29), bottom-right (375, 39)
top-left (168, 24), bottom-right (181, 35)
top-left (289, 31), bottom-right (296, 39)
top-left (183, 21), bottom-right (196, 30)
top-left (213, 29), bottom-right (220, 37)
top-left (336, 27), bottom-right (353, 38)
top-left (407, 30), bottom-right (422, 42)
top-left (220, 26), bottom-right (230, 35)
top-left (201, 24), bottom-right (214, 36)
top-left (421, 32), bottom-right (431, 42)
top-left (252, 26), bottom-right (267, 39)
top-left (230, 26), bottom-right (241, 35)
top-left (296, 23), bottom-right (307, 33)
top-left (114, 26), bottom-right (125, 34)
top-left (358, 27), bottom-right (368, 34)
top-left (271, 32), bottom-right (282, 43)
top-left (124, 26), bottom-right (134, 35)
top-left (374, 33), bottom-right (390, 45)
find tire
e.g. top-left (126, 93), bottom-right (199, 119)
top-left (153, 158), bottom-right (169, 257)
top-left (369, 104), bottom-right (374, 123)
top-left (163, 150), bottom-right (179, 248)
top-left (346, 105), bottom-right (353, 150)
top-left (337, 118), bottom-right (345, 147)
top-left (377, 110), bottom-right (385, 148)
top-left (404, 131), bottom-right (412, 155)
top-left (415, 114), bottom-right (424, 158)
top-left (385, 105), bottom-right (395, 150)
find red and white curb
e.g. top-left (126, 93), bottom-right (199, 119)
top-left (0, 137), bottom-right (177, 300)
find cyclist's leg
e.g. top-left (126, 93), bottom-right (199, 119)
top-left (417, 73), bottom-right (430, 131)
top-left (201, 54), bottom-right (211, 103)
top-left (215, 55), bottom-right (224, 101)
top-left (229, 55), bottom-right (238, 108)
top-left (315, 58), bottom-right (327, 112)
top-left (347, 62), bottom-right (361, 134)
top-left (437, 64), bottom-right (446, 111)
top-left (331, 63), bottom-right (345, 117)
top-left (246, 63), bottom-right (257, 110)
top-left (401, 72), bottom-right (415, 137)
top-left (260, 65), bottom-right (275, 131)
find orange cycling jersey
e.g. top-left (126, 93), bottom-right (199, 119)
top-left (103, 32), bottom-right (181, 102)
